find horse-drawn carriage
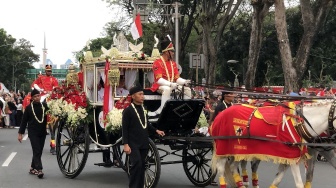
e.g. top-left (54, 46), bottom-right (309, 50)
top-left (50, 35), bottom-right (336, 188)
top-left (52, 41), bottom-right (215, 188)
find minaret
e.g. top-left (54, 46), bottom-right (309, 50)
top-left (42, 32), bottom-right (47, 69)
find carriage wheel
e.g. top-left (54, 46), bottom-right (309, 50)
top-left (112, 143), bottom-right (129, 172)
top-left (114, 139), bottom-right (161, 188)
top-left (56, 120), bottom-right (90, 178)
top-left (182, 147), bottom-right (216, 187)
top-left (144, 139), bottom-right (161, 188)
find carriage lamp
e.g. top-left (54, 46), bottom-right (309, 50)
top-left (108, 60), bottom-right (120, 86)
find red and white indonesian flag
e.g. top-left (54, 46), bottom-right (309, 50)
top-left (103, 59), bottom-right (114, 127)
top-left (130, 14), bottom-right (143, 40)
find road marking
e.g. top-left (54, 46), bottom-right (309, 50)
top-left (23, 134), bottom-right (28, 140)
top-left (2, 152), bottom-right (17, 167)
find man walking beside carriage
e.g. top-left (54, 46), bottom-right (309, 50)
top-left (30, 64), bottom-right (58, 155)
top-left (18, 88), bottom-right (48, 178)
top-left (122, 86), bottom-right (165, 188)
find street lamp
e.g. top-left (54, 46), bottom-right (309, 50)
top-left (227, 60), bottom-right (246, 87)
top-left (227, 60), bottom-right (239, 87)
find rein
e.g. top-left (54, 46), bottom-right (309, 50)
top-left (160, 135), bottom-right (336, 147)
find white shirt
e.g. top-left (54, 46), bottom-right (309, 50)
top-left (16, 103), bottom-right (23, 111)
top-left (116, 87), bottom-right (129, 96)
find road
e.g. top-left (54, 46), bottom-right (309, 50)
top-left (1, 128), bottom-right (335, 188)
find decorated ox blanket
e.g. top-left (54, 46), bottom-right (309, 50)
top-left (211, 103), bottom-right (307, 164)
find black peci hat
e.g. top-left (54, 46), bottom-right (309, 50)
top-left (31, 88), bottom-right (40, 96)
top-left (129, 86), bottom-right (144, 95)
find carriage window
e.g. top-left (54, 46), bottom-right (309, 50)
top-left (144, 71), bottom-right (154, 88)
top-left (85, 66), bottom-right (94, 102)
top-left (115, 75), bottom-right (129, 97)
top-left (96, 67), bottom-right (105, 105)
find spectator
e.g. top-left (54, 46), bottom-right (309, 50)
top-left (288, 89), bottom-right (299, 96)
top-left (7, 97), bottom-right (17, 128)
top-left (316, 85), bottom-right (325, 96)
top-left (16, 99), bottom-right (23, 128)
top-left (325, 87), bottom-right (334, 97)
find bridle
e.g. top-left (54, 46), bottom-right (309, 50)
top-left (327, 99), bottom-right (336, 137)
top-left (294, 99), bottom-right (336, 143)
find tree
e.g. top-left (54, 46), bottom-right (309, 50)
top-left (197, 0), bottom-right (243, 85)
top-left (0, 29), bottom-right (37, 91)
top-left (274, 0), bottom-right (336, 92)
top-left (245, 0), bottom-right (274, 89)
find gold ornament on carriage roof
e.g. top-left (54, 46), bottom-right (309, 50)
top-left (108, 60), bottom-right (120, 86)
top-left (66, 63), bottom-right (79, 87)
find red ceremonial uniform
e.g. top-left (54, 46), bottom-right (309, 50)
top-left (32, 75), bottom-right (58, 92)
top-left (22, 93), bottom-right (31, 110)
top-left (150, 57), bottom-right (180, 92)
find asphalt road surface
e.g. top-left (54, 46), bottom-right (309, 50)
top-left (1, 128), bottom-right (335, 188)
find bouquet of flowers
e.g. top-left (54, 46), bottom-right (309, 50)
top-left (47, 98), bottom-right (67, 117)
top-left (105, 108), bottom-right (124, 133)
top-left (197, 111), bottom-right (209, 128)
top-left (47, 83), bottom-right (92, 127)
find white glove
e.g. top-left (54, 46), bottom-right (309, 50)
top-left (185, 80), bottom-right (191, 86)
top-left (176, 78), bottom-right (191, 86)
top-left (157, 78), bottom-right (171, 87)
top-left (33, 84), bottom-right (43, 92)
top-left (170, 83), bottom-right (178, 89)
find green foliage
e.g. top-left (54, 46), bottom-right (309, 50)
top-left (0, 28), bottom-right (38, 91)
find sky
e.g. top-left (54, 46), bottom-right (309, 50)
top-left (0, 0), bottom-right (114, 68)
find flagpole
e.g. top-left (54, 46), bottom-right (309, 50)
top-left (174, 2), bottom-right (181, 66)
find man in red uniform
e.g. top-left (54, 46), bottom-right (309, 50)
top-left (32, 65), bottom-right (58, 94)
top-left (148, 37), bottom-right (191, 117)
top-left (31, 64), bottom-right (59, 155)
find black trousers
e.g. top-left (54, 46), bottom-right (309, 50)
top-left (29, 134), bottom-right (46, 170)
top-left (129, 148), bottom-right (148, 188)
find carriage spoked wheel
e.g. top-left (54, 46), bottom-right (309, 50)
top-left (112, 142), bottom-right (128, 172)
top-left (113, 138), bottom-right (161, 188)
top-left (144, 138), bottom-right (161, 188)
top-left (182, 135), bottom-right (216, 187)
top-left (56, 119), bottom-right (90, 178)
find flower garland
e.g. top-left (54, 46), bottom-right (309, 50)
top-left (31, 102), bottom-right (45, 123)
top-left (131, 103), bottom-right (147, 129)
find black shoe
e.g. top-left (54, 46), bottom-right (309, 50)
top-left (37, 171), bottom-right (44, 179)
top-left (50, 148), bottom-right (56, 155)
top-left (103, 159), bottom-right (113, 168)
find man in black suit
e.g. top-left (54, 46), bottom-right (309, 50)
top-left (122, 86), bottom-right (165, 188)
top-left (18, 88), bottom-right (48, 178)
top-left (209, 91), bottom-right (236, 125)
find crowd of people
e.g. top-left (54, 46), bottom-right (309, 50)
top-left (0, 90), bottom-right (26, 129)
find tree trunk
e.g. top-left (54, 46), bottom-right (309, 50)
top-left (199, 0), bottom-right (242, 85)
top-left (295, 0), bottom-right (335, 81)
top-left (202, 22), bottom-right (217, 84)
top-left (245, 0), bottom-right (273, 89)
top-left (274, 0), bottom-right (297, 92)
